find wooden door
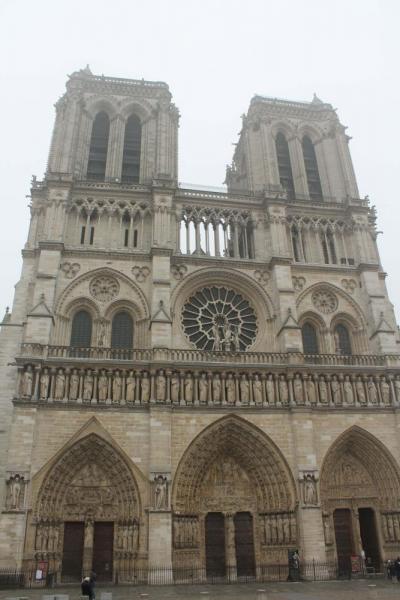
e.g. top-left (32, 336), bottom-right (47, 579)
top-left (92, 522), bottom-right (114, 581)
top-left (205, 512), bottom-right (226, 578)
top-left (333, 509), bottom-right (354, 576)
top-left (234, 512), bottom-right (255, 577)
top-left (61, 522), bottom-right (84, 582)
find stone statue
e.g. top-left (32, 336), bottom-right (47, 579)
top-left (323, 515), bottom-right (332, 544)
top-left (199, 373), bottom-right (208, 403)
top-left (126, 371), bottom-right (136, 403)
top-left (223, 321), bottom-right (233, 351)
top-left (240, 374), bottom-right (249, 404)
top-left (21, 366), bottom-right (33, 397)
top-left (83, 370), bottom-right (93, 401)
top-left (304, 474), bottom-right (317, 505)
top-left (213, 374), bottom-right (221, 403)
top-left (156, 370), bottom-right (166, 402)
top-left (141, 373), bottom-right (150, 403)
top-left (278, 375), bottom-right (288, 405)
top-left (98, 369), bottom-right (108, 402)
top-left (184, 374), bottom-right (193, 403)
top-left (381, 377), bottom-right (391, 405)
top-left (253, 374), bottom-right (263, 405)
top-left (68, 368), bottom-right (79, 401)
top-left (331, 375), bottom-right (341, 405)
top-left (232, 325), bottom-right (241, 352)
top-left (9, 474), bottom-right (23, 509)
top-left (112, 370), bottom-right (122, 403)
top-left (306, 376), bottom-right (316, 404)
top-left (319, 377), bottom-right (328, 404)
top-left (382, 515), bottom-right (389, 541)
top-left (39, 368), bottom-right (50, 400)
top-left (213, 323), bottom-right (221, 351)
top-left (226, 373), bottom-right (236, 404)
top-left (266, 374), bottom-right (275, 404)
top-left (171, 373), bottom-right (180, 403)
top-left (395, 377), bottom-right (400, 403)
top-left (293, 374), bottom-right (303, 404)
top-left (367, 377), bottom-right (378, 404)
top-left (54, 369), bottom-right (66, 400)
top-left (97, 319), bottom-right (107, 347)
top-left (356, 377), bottom-right (366, 405)
top-left (154, 475), bottom-right (168, 509)
top-left (388, 515), bottom-right (395, 540)
top-left (282, 513), bottom-right (290, 542)
top-left (343, 375), bottom-right (354, 405)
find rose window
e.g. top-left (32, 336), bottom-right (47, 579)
top-left (181, 286), bottom-right (257, 351)
top-left (312, 289), bottom-right (338, 314)
top-left (89, 276), bottom-right (120, 303)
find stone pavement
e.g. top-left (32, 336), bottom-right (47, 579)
top-left (1, 580), bottom-right (400, 600)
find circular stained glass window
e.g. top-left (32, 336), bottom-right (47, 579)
top-left (181, 286), bottom-right (257, 351)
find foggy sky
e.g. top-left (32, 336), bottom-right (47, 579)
top-left (1, 0), bottom-right (399, 323)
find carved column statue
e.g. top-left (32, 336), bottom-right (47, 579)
top-left (21, 365), bottom-right (34, 398)
top-left (300, 471), bottom-right (319, 506)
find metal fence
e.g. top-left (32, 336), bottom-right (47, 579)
top-left (0, 560), bottom-right (386, 589)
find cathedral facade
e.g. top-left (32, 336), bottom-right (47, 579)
top-left (0, 67), bottom-right (400, 583)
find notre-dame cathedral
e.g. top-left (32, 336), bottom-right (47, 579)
top-left (0, 66), bottom-right (399, 583)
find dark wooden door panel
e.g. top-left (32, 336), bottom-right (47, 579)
top-left (234, 512), bottom-right (255, 577)
top-left (359, 508), bottom-right (380, 571)
top-left (62, 522), bottom-right (84, 582)
top-left (92, 522), bottom-right (114, 581)
top-left (205, 512), bottom-right (226, 578)
top-left (334, 509), bottom-right (353, 575)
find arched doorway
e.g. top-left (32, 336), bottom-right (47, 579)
top-left (320, 427), bottom-right (400, 575)
top-left (30, 433), bottom-right (141, 582)
top-left (172, 416), bottom-right (297, 580)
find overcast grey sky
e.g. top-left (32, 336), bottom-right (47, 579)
top-left (0, 0), bottom-right (399, 322)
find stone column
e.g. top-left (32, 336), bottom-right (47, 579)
top-left (224, 513), bottom-right (237, 582)
top-left (82, 520), bottom-right (94, 575)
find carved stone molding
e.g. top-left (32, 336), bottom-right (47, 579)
top-left (312, 289), bottom-right (338, 314)
top-left (171, 264), bottom-right (188, 281)
top-left (341, 278), bottom-right (357, 294)
top-left (292, 276), bottom-right (306, 292)
top-left (60, 262), bottom-right (80, 279)
top-left (132, 266), bottom-right (150, 282)
top-left (89, 275), bottom-right (120, 302)
top-left (254, 270), bottom-right (270, 286)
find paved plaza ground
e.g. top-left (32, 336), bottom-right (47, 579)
top-left (1, 580), bottom-right (400, 600)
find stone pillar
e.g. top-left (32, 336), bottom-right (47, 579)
top-left (224, 513), bottom-right (237, 582)
top-left (82, 520), bottom-right (94, 575)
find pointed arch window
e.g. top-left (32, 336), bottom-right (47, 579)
top-left (276, 132), bottom-right (295, 199)
top-left (302, 136), bottom-right (322, 200)
top-left (302, 322), bottom-right (319, 354)
top-left (70, 310), bottom-right (92, 348)
top-left (121, 115), bottom-right (141, 183)
top-left (111, 311), bottom-right (133, 349)
top-left (87, 112), bottom-right (110, 181)
top-left (334, 324), bottom-right (352, 355)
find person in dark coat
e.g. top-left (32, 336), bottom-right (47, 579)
top-left (81, 576), bottom-right (95, 600)
top-left (394, 556), bottom-right (400, 582)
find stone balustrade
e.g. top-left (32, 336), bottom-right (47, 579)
top-left (17, 363), bottom-right (400, 409)
top-left (18, 343), bottom-right (400, 368)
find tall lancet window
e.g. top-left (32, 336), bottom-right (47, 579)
top-left (87, 112), bottom-right (110, 181)
top-left (121, 115), bottom-right (141, 183)
top-left (302, 136), bottom-right (323, 200)
top-left (276, 132), bottom-right (295, 199)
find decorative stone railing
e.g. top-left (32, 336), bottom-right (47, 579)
top-left (16, 361), bottom-right (400, 409)
top-left (17, 344), bottom-right (400, 368)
